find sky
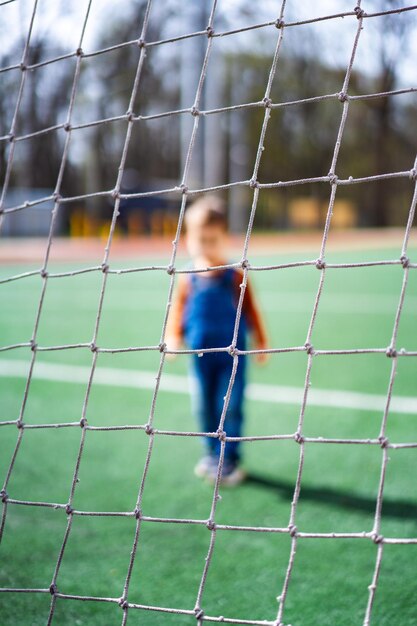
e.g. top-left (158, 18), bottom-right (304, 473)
top-left (1, 0), bottom-right (416, 88)
top-left (0, 0), bottom-right (415, 185)
top-left (0, 0), bottom-right (416, 145)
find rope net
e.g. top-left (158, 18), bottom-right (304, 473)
top-left (0, 1), bottom-right (417, 625)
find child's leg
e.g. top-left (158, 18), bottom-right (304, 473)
top-left (214, 355), bottom-right (246, 463)
top-left (188, 353), bottom-right (218, 457)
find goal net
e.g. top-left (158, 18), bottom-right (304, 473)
top-left (1, 1), bottom-right (416, 625)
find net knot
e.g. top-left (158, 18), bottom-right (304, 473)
top-left (206, 519), bottom-right (216, 530)
top-left (378, 436), bottom-right (389, 448)
top-left (354, 6), bottom-right (365, 19)
top-left (304, 342), bottom-right (315, 355)
top-left (118, 597), bottom-right (129, 609)
top-left (40, 268), bottom-right (48, 278)
top-left (249, 178), bottom-right (259, 189)
top-left (20, 63), bottom-right (27, 72)
top-left (228, 345), bottom-right (238, 357)
top-left (409, 168), bottom-right (417, 181)
top-left (195, 608), bottom-right (204, 620)
top-left (101, 263), bottom-right (109, 273)
top-left (338, 91), bottom-right (348, 102)
top-left (126, 111), bottom-right (135, 122)
top-left (166, 264), bottom-right (175, 275)
top-left (90, 342), bottom-right (98, 352)
top-left (64, 123), bottom-right (72, 132)
top-left (315, 258), bottom-right (326, 270)
top-left (53, 192), bottom-right (62, 202)
top-left (79, 417), bottom-right (87, 428)
top-left (400, 255), bottom-right (410, 268)
top-left (65, 504), bottom-right (73, 515)
top-left (371, 532), bottom-right (384, 544)
top-left (134, 507), bottom-right (142, 520)
top-left (112, 189), bottom-right (120, 200)
top-left (241, 259), bottom-right (250, 270)
top-left (328, 173), bottom-right (338, 186)
top-left (49, 583), bottom-right (58, 595)
top-left (191, 106), bottom-right (200, 117)
top-left (206, 26), bottom-right (215, 37)
top-left (216, 428), bottom-right (227, 441)
top-left (76, 47), bottom-right (84, 57)
top-left (30, 340), bottom-right (38, 351)
top-left (137, 38), bottom-right (146, 49)
top-left (145, 423), bottom-right (154, 435)
top-left (288, 524), bottom-right (298, 537)
top-left (0, 489), bottom-right (8, 503)
top-left (159, 341), bottom-right (167, 352)
top-left (16, 419), bottom-right (24, 429)
top-left (262, 97), bottom-right (272, 108)
top-left (179, 183), bottom-right (188, 194)
top-left (385, 346), bottom-right (397, 358)
top-left (294, 432), bottom-right (304, 444)
top-left (275, 18), bottom-right (285, 29)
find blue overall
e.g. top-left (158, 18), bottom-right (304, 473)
top-left (183, 268), bottom-right (248, 463)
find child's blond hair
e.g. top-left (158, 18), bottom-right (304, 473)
top-left (184, 194), bottom-right (227, 230)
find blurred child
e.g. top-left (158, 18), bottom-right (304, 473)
top-left (166, 195), bottom-right (268, 485)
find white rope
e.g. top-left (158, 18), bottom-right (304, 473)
top-left (0, 2), bottom-right (417, 625)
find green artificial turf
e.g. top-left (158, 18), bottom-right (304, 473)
top-left (0, 246), bottom-right (416, 625)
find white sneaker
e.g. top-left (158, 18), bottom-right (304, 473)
top-left (194, 455), bottom-right (218, 479)
top-left (220, 461), bottom-right (247, 487)
top-left (204, 459), bottom-right (246, 487)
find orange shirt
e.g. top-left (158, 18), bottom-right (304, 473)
top-left (166, 268), bottom-right (268, 349)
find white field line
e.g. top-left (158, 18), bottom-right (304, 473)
top-left (3, 292), bottom-right (417, 315)
top-left (1, 359), bottom-right (416, 415)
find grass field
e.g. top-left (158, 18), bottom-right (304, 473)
top-left (1, 243), bottom-right (417, 625)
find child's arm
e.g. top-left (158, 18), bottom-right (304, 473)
top-left (238, 273), bottom-right (269, 364)
top-left (165, 274), bottom-right (189, 358)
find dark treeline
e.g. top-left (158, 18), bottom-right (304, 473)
top-left (1, 0), bottom-right (416, 233)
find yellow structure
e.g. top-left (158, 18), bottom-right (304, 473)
top-left (288, 197), bottom-right (358, 229)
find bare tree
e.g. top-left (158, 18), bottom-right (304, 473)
top-left (367, 2), bottom-right (416, 225)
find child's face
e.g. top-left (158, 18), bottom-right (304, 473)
top-left (185, 222), bottom-right (227, 264)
